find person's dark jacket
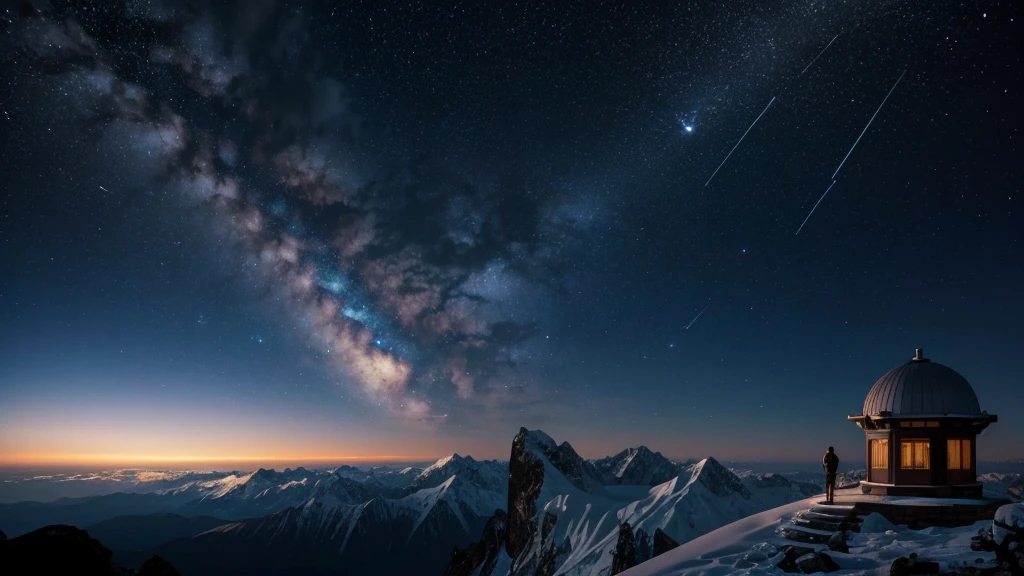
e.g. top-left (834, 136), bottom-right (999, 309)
top-left (823, 451), bottom-right (839, 476)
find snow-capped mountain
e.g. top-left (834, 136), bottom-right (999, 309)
top-left (171, 467), bottom-right (339, 518)
top-left (408, 454), bottom-right (508, 496)
top-left (145, 456), bottom-right (510, 576)
top-left (592, 447), bottom-right (686, 486)
top-left (452, 428), bottom-right (825, 576)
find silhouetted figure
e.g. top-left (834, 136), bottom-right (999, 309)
top-left (822, 446), bottom-right (840, 504)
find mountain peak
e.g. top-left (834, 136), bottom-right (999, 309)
top-left (521, 428), bottom-right (557, 452)
top-left (593, 445), bottom-right (680, 486)
top-left (687, 457), bottom-right (751, 498)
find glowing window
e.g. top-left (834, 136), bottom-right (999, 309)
top-left (948, 439), bottom-right (971, 470)
top-left (900, 440), bottom-right (930, 470)
top-left (926, 421), bottom-right (940, 428)
top-left (870, 439), bottom-right (889, 469)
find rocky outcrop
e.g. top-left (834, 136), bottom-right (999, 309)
top-left (445, 509), bottom-right (508, 576)
top-left (507, 428), bottom-right (546, 561)
top-left (0, 525), bottom-right (181, 576)
top-left (969, 504), bottom-right (1024, 576)
top-left (994, 504), bottom-right (1024, 548)
top-left (536, 512), bottom-right (559, 576)
top-left (652, 527), bottom-right (679, 557)
top-left (0, 525), bottom-right (115, 575)
top-left (611, 522), bottom-right (637, 575)
top-left (0, 530), bottom-right (6, 542)
top-left (635, 527), bottom-right (652, 564)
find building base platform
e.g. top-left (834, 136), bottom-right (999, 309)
top-left (829, 485), bottom-right (1010, 529)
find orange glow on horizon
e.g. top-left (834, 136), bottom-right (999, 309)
top-left (0, 452), bottom-right (432, 468)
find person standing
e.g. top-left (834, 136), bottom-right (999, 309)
top-left (823, 446), bottom-right (840, 504)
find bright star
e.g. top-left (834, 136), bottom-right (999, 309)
top-left (684, 125), bottom-right (693, 133)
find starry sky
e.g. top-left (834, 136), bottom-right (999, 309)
top-left (1, 0), bottom-right (1021, 469)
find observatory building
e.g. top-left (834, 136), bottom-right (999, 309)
top-left (848, 348), bottom-right (998, 498)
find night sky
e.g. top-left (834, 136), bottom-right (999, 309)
top-left (1, 0), bottom-right (1021, 468)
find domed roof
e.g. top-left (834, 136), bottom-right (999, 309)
top-left (862, 348), bottom-right (982, 417)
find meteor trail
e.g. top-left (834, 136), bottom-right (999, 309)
top-left (705, 96), bottom-right (776, 187)
top-left (795, 180), bottom-right (837, 235)
top-left (685, 304), bottom-right (710, 329)
top-left (99, 186), bottom-right (109, 192)
top-left (800, 34), bottom-right (839, 75)
top-left (831, 70), bottom-right (907, 180)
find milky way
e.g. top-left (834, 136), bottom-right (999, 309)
top-left (2, 0), bottom-right (1021, 460)
top-left (1, 2), bottom-right (594, 425)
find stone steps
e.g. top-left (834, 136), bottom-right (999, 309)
top-left (791, 517), bottom-right (843, 532)
top-left (778, 503), bottom-right (868, 546)
top-left (779, 523), bottom-right (834, 544)
top-left (801, 510), bottom-right (853, 523)
top-left (810, 503), bottom-right (856, 514)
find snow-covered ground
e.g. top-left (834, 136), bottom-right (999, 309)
top-left (620, 495), bottom-right (999, 576)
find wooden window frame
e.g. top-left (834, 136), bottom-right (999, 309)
top-left (900, 440), bottom-right (930, 470)
top-left (947, 438), bottom-right (971, 470)
top-left (870, 439), bottom-right (889, 469)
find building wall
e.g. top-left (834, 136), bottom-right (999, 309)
top-left (890, 426), bottom-right (977, 487)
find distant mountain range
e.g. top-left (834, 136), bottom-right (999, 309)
top-left (1, 431), bottom-right (1019, 576)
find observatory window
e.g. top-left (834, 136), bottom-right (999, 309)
top-left (947, 439), bottom-right (971, 470)
top-left (900, 440), bottom-right (930, 470)
top-left (926, 421), bottom-right (940, 428)
top-left (870, 439), bottom-right (889, 469)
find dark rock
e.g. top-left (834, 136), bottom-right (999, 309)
top-left (890, 556), bottom-right (910, 576)
top-left (611, 522), bottom-right (638, 575)
top-left (889, 555), bottom-right (940, 575)
top-left (652, 527), bottom-right (680, 557)
top-left (775, 545), bottom-right (816, 573)
top-left (506, 428), bottom-right (545, 561)
top-left (445, 509), bottom-right (508, 576)
top-left (794, 551), bottom-right (840, 574)
top-left (819, 553), bottom-right (841, 572)
top-left (535, 511), bottom-right (559, 576)
top-left (635, 528), bottom-right (652, 564)
top-left (0, 525), bottom-right (113, 576)
top-left (138, 555), bottom-right (181, 576)
top-left (0, 530), bottom-right (6, 542)
top-left (828, 530), bottom-right (849, 553)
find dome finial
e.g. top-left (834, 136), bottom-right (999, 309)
top-left (913, 348), bottom-right (929, 362)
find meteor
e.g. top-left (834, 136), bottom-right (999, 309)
top-left (685, 304), bottom-right (710, 330)
top-left (705, 96), bottom-right (776, 187)
top-left (796, 180), bottom-right (837, 236)
top-left (831, 70), bottom-right (907, 180)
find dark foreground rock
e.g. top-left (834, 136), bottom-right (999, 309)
top-left (611, 522), bottom-right (637, 575)
top-left (0, 524), bottom-right (180, 576)
top-left (445, 509), bottom-right (508, 576)
top-left (775, 544), bottom-right (839, 574)
top-left (652, 527), bottom-right (680, 557)
top-left (889, 553), bottom-right (940, 575)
